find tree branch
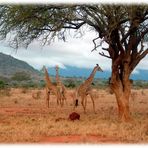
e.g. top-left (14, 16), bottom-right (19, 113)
top-left (102, 47), bottom-right (109, 51)
top-left (99, 52), bottom-right (111, 59)
top-left (139, 48), bottom-right (148, 60)
top-left (91, 36), bottom-right (100, 52)
top-left (121, 26), bottom-right (137, 44)
top-left (63, 21), bottom-right (86, 29)
top-left (130, 48), bottom-right (148, 72)
top-left (136, 28), bottom-right (148, 45)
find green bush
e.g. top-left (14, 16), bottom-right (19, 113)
top-left (0, 80), bottom-right (5, 89)
top-left (64, 79), bottom-right (76, 88)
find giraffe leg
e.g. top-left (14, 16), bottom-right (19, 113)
top-left (61, 95), bottom-right (64, 107)
top-left (59, 92), bottom-right (63, 107)
top-left (57, 87), bottom-right (63, 107)
top-left (61, 91), bottom-right (65, 107)
top-left (63, 93), bottom-right (67, 105)
top-left (84, 96), bottom-right (87, 112)
top-left (73, 99), bottom-right (78, 111)
top-left (89, 92), bottom-right (96, 113)
top-left (59, 91), bottom-right (64, 107)
top-left (57, 91), bottom-right (61, 106)
top-left (81, 95), bottom-right (86, 113)
top-left (46, 88), bottom-right (50, 108)
top-left (57, 97), bottom-right (59, 105)
top-left (73, 90), bottom-right (77, 110)
top-left (73, 99), bottom-right (76, 110)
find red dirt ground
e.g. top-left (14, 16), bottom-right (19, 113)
top-left (39, 134), bottom-right (120, 144)
top-left (0, 88), bottom-right (147, 143)
top-left (0, 107), bottom-right (121, 143)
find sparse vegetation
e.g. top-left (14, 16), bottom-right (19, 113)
top-left (133, 80), bottom-right (148, 89)
top-left (64, 79), bottom-right (76, 88)
top-left (0, 88), bottom-right (147, 143)
top-left (11, 71), bottom-right (31, 81)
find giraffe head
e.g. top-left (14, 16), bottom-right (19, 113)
top-left (96, 64), bottom-right (103, 72)
top-left (55, 65), bottom-right (59, 71)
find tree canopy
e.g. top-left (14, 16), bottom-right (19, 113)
top-left (0, 5), bottom-right (147, 71)
top-left (0, 5), bottom-right (147, 44)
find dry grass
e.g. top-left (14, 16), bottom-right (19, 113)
top-left (0, 88), bottom-right (147, 143)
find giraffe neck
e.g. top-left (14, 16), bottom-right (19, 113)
top-left (56, 70), bottom-right (59, 83)
top-left (56, 68), bottom-right (61, 84)
top-left (83, 67), bottom-right (97, 87)
top-left (44, 67), bottom-right (53, 88)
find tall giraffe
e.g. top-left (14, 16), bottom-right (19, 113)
top-left (74, 64), bottom-right (103, 113)
top-left (43, 66), bottom-right (58, 108)
top-left (55, 65), bottom-right (67, 106)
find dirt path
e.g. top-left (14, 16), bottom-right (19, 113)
top-left (39, 134), bottom-right (120, 144)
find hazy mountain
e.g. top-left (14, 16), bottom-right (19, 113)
top-left (0, 52), bottom-right (41, 79)
top-left (47, 66), bottom-right (148, 81)
top-left (0, 52), bottom-right (147, 81)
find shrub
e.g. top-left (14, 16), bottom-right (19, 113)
top-left (65, 79), bottom-right (76, 88)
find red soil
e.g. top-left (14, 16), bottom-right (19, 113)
top-left (0, 107), bottom-right (47, 116)
top-left (39, 134), bottom-right (120, 144)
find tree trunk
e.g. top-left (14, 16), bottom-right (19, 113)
top-left (115, 90), bottom-right (131, 121)
top-left (110, 73), bottom-right (132, 122)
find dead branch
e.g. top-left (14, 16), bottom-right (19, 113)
top-left (92, 37), bottom-right (106, 52)
top-left (91, 36), bottom-right (100, 52)
top-left (99, 52), bottom-right (111, 59)
top-left (102, 47), bottom-right (109, 51)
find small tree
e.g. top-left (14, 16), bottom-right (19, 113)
top-left (0, 5), bottom-right (147, 121)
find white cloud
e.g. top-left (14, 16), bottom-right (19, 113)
top-left (0, 30), bottom-right (147, 75)
top-left (0, 30), bottom-right (111, 71)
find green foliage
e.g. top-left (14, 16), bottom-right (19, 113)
top-left (63, 77), bottom-right (109, 89)
top-left (65, 79), bottom-right (76, 88)
top-left (38, 80), bottom-right (46, 88)
top-left (0, 80), bottom-right (5, 89)
top-left (0, 80), bottom-right (11, 96)
top-left (0, 5), bottom-right (147, 49)
top-left (0, 5), bottom-right (76, 48)
top-left (11, 71), bottom-right (31, 81)
top-left (133, 80), bottom-right (148, 89)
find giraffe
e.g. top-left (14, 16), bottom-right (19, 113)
top-left (43, 66), bottom-right (58, 108)
top-left (74, 64), bottom-right (103, 113)
top-left (55, 65), bottom-right (67, 106)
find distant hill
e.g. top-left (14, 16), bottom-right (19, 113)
top-left (47, 66), bottom-right (148, 81)
top-left (0, 52), bottom-right (42, 79)
top-left (0, 52), bottom-right (147, 81)
top-left (47, 66), bottom-right (110, 79)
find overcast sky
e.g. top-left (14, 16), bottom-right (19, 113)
top-left (0, 26), bottom-right (148, 75)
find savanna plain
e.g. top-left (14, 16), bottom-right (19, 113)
top-left (0, 87), bottom-right (148, 144)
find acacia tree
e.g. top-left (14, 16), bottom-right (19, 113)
top-left (0, 4), bottom-right (148, 121)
